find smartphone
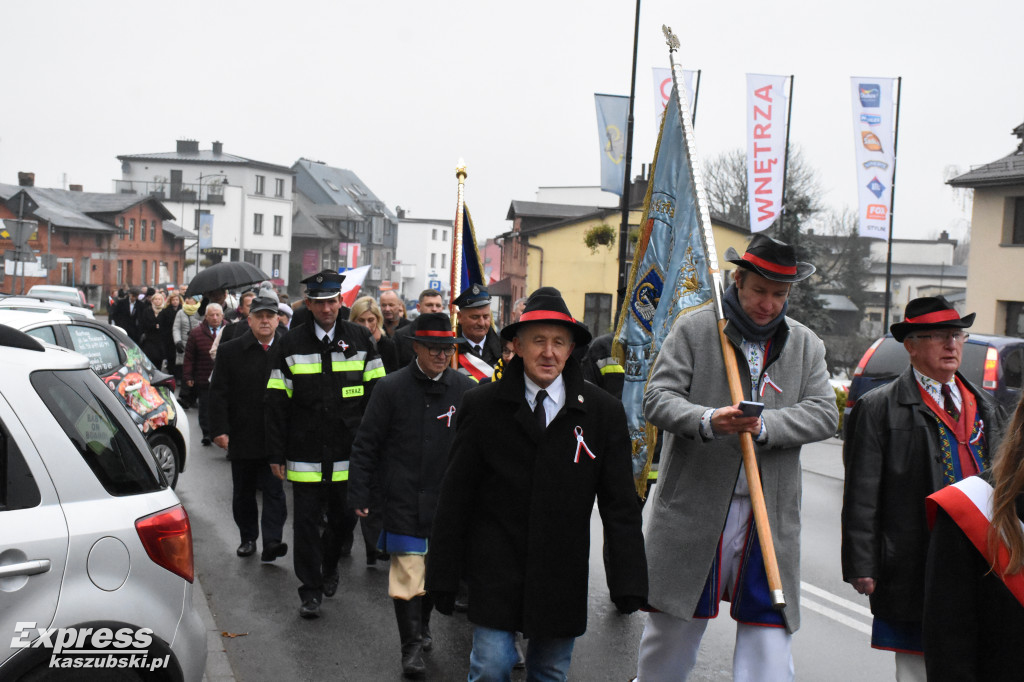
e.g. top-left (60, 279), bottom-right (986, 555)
top-left (738, 400), bottom-right (765, 418)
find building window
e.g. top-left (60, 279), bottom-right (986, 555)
top-left (140, 219), bottom-right (147, 241)
top-left (62, 231), bottom-right (70, 245)
top-left (150, 222), bottom-right (156, 241)
top-left (275, 178), bottom-right (284, 198)
top-left (173, 262), bottom-right (179, 286)
top-left (255, 175), bottom-right (265, 195)
top-left (583, 293), bottom-right (613, 336)
top-left (118, 217), bottom-right (125, 240)
top-left (273, 215), bottom-right (282, 236)
top-left (430, 253), bottom-right (436, 268)
top-left (141, 260), bottom-right (148, 285)
top-left (252, 253), bottom-right (263, 269)
top-left (253, 214), bottom-right (264, 235)
top-left (272, 253), bottom-right (282, 278)
top-left (432, 228), bottom-right (437, 240)
top-left (95, 235), bottom-right (103, 247)
top-left (442, 230), bottom-right (448, 242)
top-left (441, 253), bottom-right (446, 266)
top-left (1006, 301), bottom-right (1024, 337)
top-left (117, 260), bottom-right (123, 285)
top-left (1013, 197), bottom-right (1024, 245)
top-left (129, 219), bottom-right (135, 240)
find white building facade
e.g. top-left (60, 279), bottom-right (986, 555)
top-left (116, 140), bottom-right (294, 287)
top-left (395, 217), bottom-right (452, 302)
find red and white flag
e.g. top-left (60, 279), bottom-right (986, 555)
top-left (340, 265), bottom-right (371, 307)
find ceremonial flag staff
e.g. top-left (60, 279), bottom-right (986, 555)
top-left (614, 0), bottom-right (642, 322)
top-left (448, 161), bottom-right (467, 368)
top-left (882, 77), bottom-right (903, 330)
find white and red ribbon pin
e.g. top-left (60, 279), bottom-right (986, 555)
top-left (437, 405), bottom-right (456, 427)
top-left (573, 426), bottom-right (596, 463)
top-left (759, 374), bottom-right (782, 397)
top-left (338, 340), bottom-right (349, 351)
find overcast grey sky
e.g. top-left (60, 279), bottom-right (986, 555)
top-left (2, 0), bottom-right (1021, 245)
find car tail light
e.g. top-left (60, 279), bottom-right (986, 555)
top-left (136, 504), bottom-right (194, 583)
top-left (847, 338), bottom-right (884, 408)
top-left (982, 347), bottom-right (999, 390)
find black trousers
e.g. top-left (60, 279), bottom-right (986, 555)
top-left (195, 385), bottom-right (211, 438)
top-left (292, 480), bottom-right (357, 602)
top-left (231, 459), bottom-right (287, 545)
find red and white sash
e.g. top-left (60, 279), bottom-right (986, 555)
top-left (927, 476), bottom-right (1024, 607)
top-left (457, 351), bottom-right (494, 382)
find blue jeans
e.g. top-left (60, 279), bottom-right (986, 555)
top-left (468, 626), bottom-right (575, 682)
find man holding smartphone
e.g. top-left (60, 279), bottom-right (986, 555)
top-left (635, 234), bottom-right (838, 681)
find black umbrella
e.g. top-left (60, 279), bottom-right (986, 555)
top-left (184, 261), bottom-right (270, 298)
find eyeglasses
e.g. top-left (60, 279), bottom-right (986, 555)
top-left (908, 331), bottom-right (969, 344)
top-left (426, 346), bottom-right (457, 357)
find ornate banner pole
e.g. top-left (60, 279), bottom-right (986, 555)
top-left (664, 25), bottom-right (786, 609)
top-left (449, 160), bottom-right (467, 368)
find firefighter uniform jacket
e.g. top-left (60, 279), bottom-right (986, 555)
top-left (265, 318), bottom-right (386, 482)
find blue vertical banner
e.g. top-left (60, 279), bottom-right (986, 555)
top-left (198, 213), bottom-right (214, 251)
top-left (595, 94), bottom-right (630, 196)
top-left (613, 84), bottom-right (713, 492)
top-left (459, 204), bottom-right (485, 291)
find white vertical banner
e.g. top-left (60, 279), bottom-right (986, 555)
top-left (594, 94), bottom-right (631, 196)
top-left (652, 67), bottom-right (697, 131)
top-left (745, 73), bottom-right (789, 233)
top-left (851, 77), bottom-right (896, 240)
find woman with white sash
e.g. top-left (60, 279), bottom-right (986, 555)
top-left (924, 393), bottom-right (1024, 680)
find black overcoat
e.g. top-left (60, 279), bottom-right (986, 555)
top-left (842, 366), bottom-right (1007, 621)
top-left (208, 328), bottom-right (283, 461)
top-left (425, 356), bottom-right (647, 639)
top-left (348, 362), bottom-right (475, 537)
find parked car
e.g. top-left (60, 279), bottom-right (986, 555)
top-left (0, 309), bottom-right (190, 487)
top-left (0, 295), bottom-right (96, 319)
top-left (25, 284), bottom-right (93, 309)
top-left (843, 332), bottom-right (1024, 437)
top-left (0, 323), bottom-right (206, 680)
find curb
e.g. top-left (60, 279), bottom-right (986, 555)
top-left (195, 575), bottom-right (235, 682)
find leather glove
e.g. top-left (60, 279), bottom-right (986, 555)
top-left (613, 595), bottom-right (646, 615)
top-left (430, 591), bottom-right (457, 616)
top-left (175, 341), bottom-right (186, 353)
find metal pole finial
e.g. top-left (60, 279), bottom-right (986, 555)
top-left (455, 159), bottom-right (467, 181)
top-left (662, 25), bottom-right (679, 50)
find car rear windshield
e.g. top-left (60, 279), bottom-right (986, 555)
top-left (866, 338), bottom-right (989, 386)
top-left (31, 369), bottom-right (164, 495)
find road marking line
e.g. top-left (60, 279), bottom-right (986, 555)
top-left (802, 597), bottom-right (872, 635)
top-left (801, 581), bottom-right (873, 618)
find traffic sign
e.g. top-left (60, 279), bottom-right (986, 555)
top-left (4, 190), bottom-right (39, 218)
top-left (428, 279), bottom-right (442, 292)
top-left (1, 219), bottom-right (38, 248)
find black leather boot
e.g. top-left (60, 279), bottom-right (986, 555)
top-left (420, 593), bottom-right (433, 652)
top-left (393, 597), bottom-right (425, 678)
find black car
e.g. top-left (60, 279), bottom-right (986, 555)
top-left (843, 332), bottom-right (1024, 437)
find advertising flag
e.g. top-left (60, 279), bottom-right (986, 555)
top-left (614, 84), bottom-right (713, 493)
top-left (652, 67), bottom-right (698, 130)
top-left (851, 77), bottom-right (896, 239)
top-left (198, 213), bottom-right (214, 251)
top-left (746, 74), bottom-right (789, 233)
top-left (594, 94), bottom-right (630, 195)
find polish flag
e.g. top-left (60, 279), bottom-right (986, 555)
top-left (340, 265), bottom-right (371, 307)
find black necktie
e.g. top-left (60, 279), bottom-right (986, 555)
top-left (534, 390), bottom-right (548, 430)
top-left (942, 384), bottom-right (960, 421)
top-left (470, 344), bottom-right (481, 357)
top-left (322, 333), bottom-right (331, 350)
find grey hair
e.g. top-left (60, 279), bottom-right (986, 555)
top-left (205, 302), bottom-right (224, 315)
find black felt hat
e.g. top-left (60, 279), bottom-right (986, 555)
top-left (500, 287), bottom-right (592, 345)
top-left (889, 296), bottom-right (975, 342)
top-left (724, 233), bottom-right (815, 283)
top-left (411, 312), bottom-right (466, 345)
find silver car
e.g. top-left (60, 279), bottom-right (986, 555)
top-left (0, 324), bottom-right (206, 680)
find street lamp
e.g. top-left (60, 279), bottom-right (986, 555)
top-left (194, 172), bottom-right (228, 274)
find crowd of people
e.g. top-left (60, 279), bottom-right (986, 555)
top-left (103, 235), bottom-right (1024, 680)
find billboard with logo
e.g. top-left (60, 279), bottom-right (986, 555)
top-left (851, 77), bottom-right (897, 239)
